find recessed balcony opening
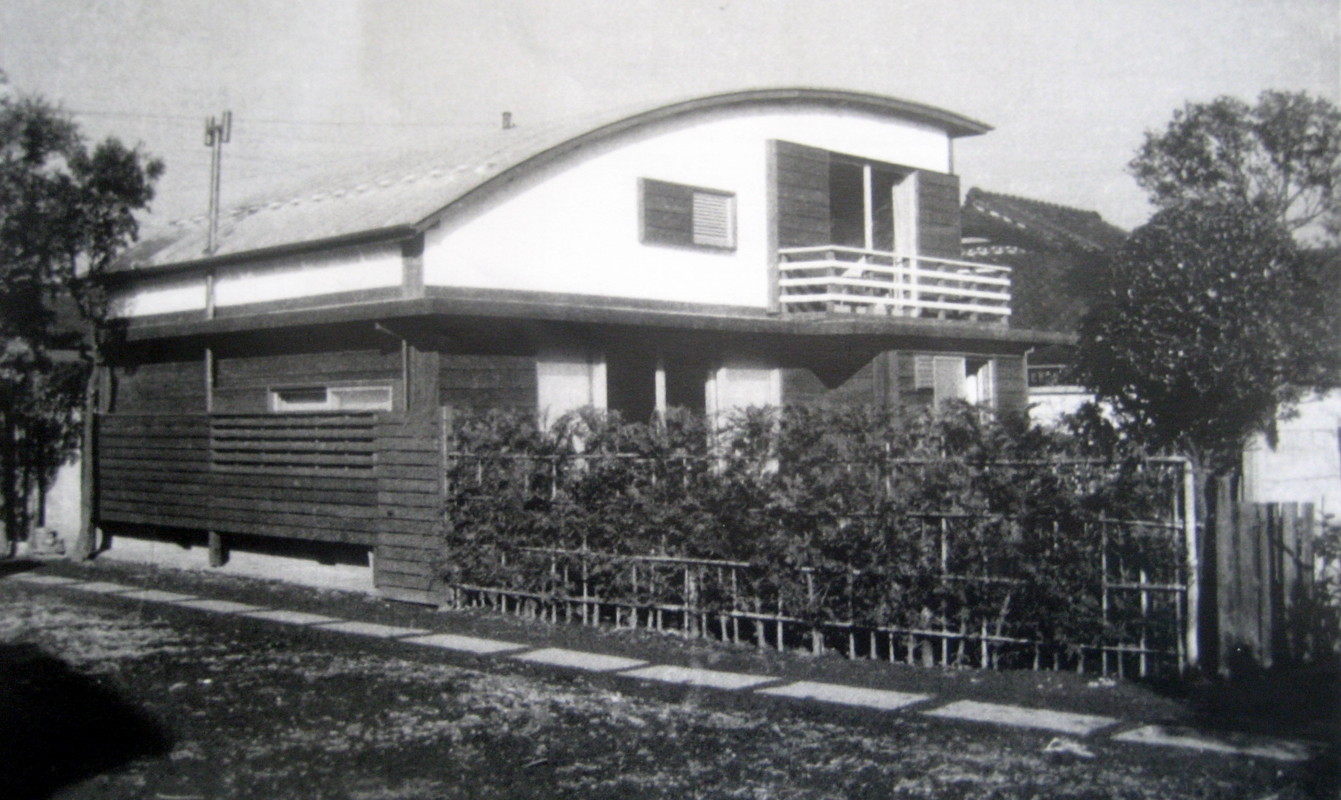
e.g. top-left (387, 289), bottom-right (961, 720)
top-left (774, 140), bottom-right (1011, 324)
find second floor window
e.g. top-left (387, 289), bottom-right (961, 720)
top-left (640, 178), bottom-right (736, 251)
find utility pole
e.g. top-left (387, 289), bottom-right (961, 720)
top-left (203, 111), bottom-right (232, 255)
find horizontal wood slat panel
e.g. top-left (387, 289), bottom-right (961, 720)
top-left (103, 478), bottom-right (378, 507)
top-left (375, 559), bottom-right (436, 578)
top-left (98, 508), bottom-right (376, 546)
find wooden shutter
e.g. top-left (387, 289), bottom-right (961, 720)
top-left (916, 170), bottom-right (963, 259)
top-left (913, 355), bottom-right (936, 389)
top-left (691, 191), bottom-right (734, 248)
top-left (773, 140), bottom-right (831, 248)
top-left (641, 179), bottom-right (695, 247)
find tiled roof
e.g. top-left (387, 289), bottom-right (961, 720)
top-left (119, 119), bottom-right (595, 270)
top-left (118, 88), bottom-right (990, 273)
top-left (961, 188), bottom-right (1127, 255)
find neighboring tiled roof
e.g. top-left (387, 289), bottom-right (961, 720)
top-left (118, 88), bottom-right (991, 273)
top-left (961, 188), bottom-right (1127, 256)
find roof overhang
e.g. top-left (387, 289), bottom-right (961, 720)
top-left (115, 288), bottom-right (1070, 354)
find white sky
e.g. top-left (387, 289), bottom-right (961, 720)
top-left (2, 0), bottom-right (1337, 230)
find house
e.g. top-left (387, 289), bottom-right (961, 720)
top-left (960, 188), bottom-right (1127, 425)
top-left (970, 191), bottom-right (1341, 518)
top-left (94, 88), bottom-right (1067, 601)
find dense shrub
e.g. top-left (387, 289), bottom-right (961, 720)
top-left (440, 403), bottom-right (1188, 668)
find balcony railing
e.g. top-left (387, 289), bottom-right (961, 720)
top-left (777, 246), bottom-right (1011, 323)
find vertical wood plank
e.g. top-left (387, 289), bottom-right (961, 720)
top-left (1214, 477), bottom-right (1239, 673)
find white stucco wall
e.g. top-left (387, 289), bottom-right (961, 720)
top-left (214, 245), bottom-right (402, 308)
top-left (536, 349), bottom-right (607, 425)
top-left (111, 244), bottom-right (402, 318)
top-left (1027, 386), bottom-right (1094, 427)
top-left (708, 359), bottom-right (782, 419)
top-left (424, 107), bottom-right (951, 309)
top-left (1243, 391), bottom-right (1341, 518)
top-left (112, 275), bottom-right (207, 317)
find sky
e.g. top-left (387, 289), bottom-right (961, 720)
top-left (1, 0), bottom-right (1337, 231)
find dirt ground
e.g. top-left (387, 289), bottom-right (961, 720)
top-left (1, 562), bottom-right (1336, 799)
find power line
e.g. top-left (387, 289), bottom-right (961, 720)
top-left (66, 107), bottom-right (482, 130)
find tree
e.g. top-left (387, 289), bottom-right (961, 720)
top-left (0, 72), bottom-right (163, 555)
top-left (1074, 202), bottom-right (1339, 484)
top-left (1130, 90), bottom-right (1341, 243)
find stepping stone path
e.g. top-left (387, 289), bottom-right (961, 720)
top-left (242, 609), bottom-right (340, 625)
top-left (618, 664), bottom-right (776, 691)
top-left (404, 633), bottom-right (526, 655)
top-left (514, 647), bottom-right (647, 672)
top-left (758, 681), bottom-right (930, 711)
top-left (1113, 725), bottom-right (1316, 762)
top-left (174, 599), bottom-right (265, 614)
top-left (4, 569), bottom-right (1322, 764)
top-left (314, 620), bottom-right (429, 639)
top-left (923, 700), bottom-right (1118, 736)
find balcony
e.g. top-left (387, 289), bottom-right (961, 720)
top-left (777, 246), bottom-right (1011, 323)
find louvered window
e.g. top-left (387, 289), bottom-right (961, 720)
top-left (271, 384), bottom-right (394, 413)
top-left (641, 178), bottom-right (736, 251)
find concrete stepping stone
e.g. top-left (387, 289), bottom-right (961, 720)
top-left (1113, 725), bottom-right (1316, 762)
top-left (242, 609), bottom-right (341, 626)
top-left (922, 700), bottom-right (1117, 736)
top-left (314, 620), bottom-right (429, 639)
top-left (403, 633), bottom-right (527, 655)
top-left (120, 589), bottom-right (198, 603)
top-left (69, 581), bottom-right (136, 594)
top-left (757, 680), bottom-right (930, 711)
top-left (174, 598), bottom-right (265, 614)
top-left (618, 664), bottom-right (776, 691)
top-left (512, 647), bottom-right (647, 672)
top-left (6, 573), bottom-right (80, 585)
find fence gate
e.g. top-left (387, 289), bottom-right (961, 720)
top-left (1214, 479), bottom-right (1318, 672)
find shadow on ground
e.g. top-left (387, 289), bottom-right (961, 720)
top-left (0, 642), bottom-right (172, 800)
top-left (0, 559), bottom-right (42, 579)
top-left (1151, 663), bottom-right (1341, 798)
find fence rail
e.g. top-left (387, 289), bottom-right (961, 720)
top-left (441, 451), bottom-right (1195, 676)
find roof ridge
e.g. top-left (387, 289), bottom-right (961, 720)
top-left (966, 188), bottom-right (1107, 220)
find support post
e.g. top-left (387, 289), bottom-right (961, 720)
top-left (1181, 459), bottom-right (1200, 672)
top-left (208, 531), bottom-right (228, 567)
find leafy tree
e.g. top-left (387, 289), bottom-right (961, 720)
top-left (1130, 90), bottom-right (1341, 242)
top-left (0, 72), bottom-right (163, 555)
top-left (1074, 201), bottom-right (1339, 484)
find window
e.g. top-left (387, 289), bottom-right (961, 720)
top-left (270, 384), bottom-right (394, 413)
top-left (914, 355), bottom-right (995, 409)
top-left (640, 178), bottom-right (736, 250)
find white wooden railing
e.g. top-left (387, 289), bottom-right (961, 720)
top-left (777, 246), bottom-right (1011, 322)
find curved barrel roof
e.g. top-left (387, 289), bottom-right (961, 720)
top-left (118, 88), bottom-right (990, 273)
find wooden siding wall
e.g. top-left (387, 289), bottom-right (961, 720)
top-left (98, 414), bottom-right (381, 545)
top-left (112, 360), bottom-right (207, 414)
top-left (214, 347), bottom-right (402, 413)
top-left (774, 141), bottom-right (830, 249)
top-left (993, 355), bottom-right (1028, 415)
top-left (373, 414), bottom-right (444, 603)
top-left (372, 346), bottom-right (445, 603)
top-left (781, 353), bottom-right (897, 408)
top-left (916, 171), bottom-right (963, 259)
top-left (439, 353), bottom-right (537, 412)
top-left (783, 352), bottom-right (1024, 415)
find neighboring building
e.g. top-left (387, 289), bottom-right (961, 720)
top-left (969, 191), bottom-right (1341, 517)
top-left (94, 89), bottom-right (1065, 600)
top-left (960, 188), bottom-right (1127, 425)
